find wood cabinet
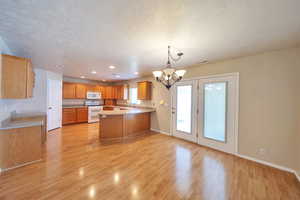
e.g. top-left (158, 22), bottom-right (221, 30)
top-left (62, 81), bottom-right (128, 100)
top-left (63, 82), bottom-right (76, 99)
top-left (76, 107), bottom-right (88, 123)
top-left (98, 86), bottom-right (105, 97)
top-left (112, 85), bottom-right (128, 100)
top-left (26, 61), bottom-right (35, 98)
top-left (62, 107), bottom-right (88, 125)
top-left (63, 83), bottom-right (106, 99)
top-left (137, 81), bottom-right (152, 100)
top-left (99, 112), bottom-right (151, 142)
top-left (0, 126), bottom-right (42, 170)
top-left (104, 86), bottom-right (114, 99)
top-left (75, 84), bottom-right (86, 99)
top-left (0, 54), bottom-right (35, 99)
top-left (62, 108), bottom-right (77, 125)
top-left (86, 84), bottom-right (98, 92)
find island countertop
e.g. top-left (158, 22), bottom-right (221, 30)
top-left (98, 107), bottom-right (155, 115)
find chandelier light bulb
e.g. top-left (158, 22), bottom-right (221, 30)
top-left (175, 70), bottom-right (186, 77)
top-left (153, 71), bottom-right (163, 78)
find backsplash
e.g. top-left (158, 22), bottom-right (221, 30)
top-left (62, 99), bottom-right (104, 106)
top-left (117, 99), bottom-right (155, 108)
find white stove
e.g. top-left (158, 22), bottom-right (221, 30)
top-left (85, 101), bottom-right (103, 123)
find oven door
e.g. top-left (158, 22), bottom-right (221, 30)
top-left (88, 106), bottom-right (102, 123)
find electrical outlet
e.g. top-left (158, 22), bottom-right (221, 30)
top-left (258, 148), bottom-right (266, 156)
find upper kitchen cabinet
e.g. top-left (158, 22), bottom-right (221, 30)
top-left (86, 84), bottom-right (98, 92)
top-left (137, 81), bottom-right (151, 100)
top-left (98, 86), bottom-right (105, 98)
top-left (0, 54), bottom-right (35, 99)
top-left (75, 84), bottom-right (86, 99)
top-left (63, 82), bottom-right (76, 99)
top-left (104, 86), bottom-right (113, 99)
top-left (115, 85), bottom-right (128, 100)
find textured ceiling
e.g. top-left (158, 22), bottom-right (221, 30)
top-left (1, 0), bottom-right (300, 81)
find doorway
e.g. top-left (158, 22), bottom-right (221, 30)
top-left (47, 78), bottom-right (62, 131)
top-left (171, 73), bottom-right (239, 154)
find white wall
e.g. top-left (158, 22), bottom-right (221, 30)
top-left (0, 35), bottom-right (62, 123)
top-left (120, 47), bottom-right (300, 172)
top-left (0, 36), bottom-right (12, 55)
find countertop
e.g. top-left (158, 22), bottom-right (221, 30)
top-left (98, 107), bottom-right (155, 115)
top-left (0, 112), bottom-right (46, 131)
top-left (63, 105), bottom-right (88, 108)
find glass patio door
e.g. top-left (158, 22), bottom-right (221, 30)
top-left (171, 80), bottom-right (198, 142)
top-left (197, 75), bottom-right (238, 154)
top-left (172, 73), bottom-right (239, 154)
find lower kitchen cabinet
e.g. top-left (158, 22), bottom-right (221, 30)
top-left (62, 107), bottom-right (88, 125)
top-left (76, 107), bottom-right (88, 123)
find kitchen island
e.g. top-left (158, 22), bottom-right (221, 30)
top-left (98, 107), bottom-right (155, 142)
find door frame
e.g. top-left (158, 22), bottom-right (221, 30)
top-left (170, 72), bottom-right (239, 155)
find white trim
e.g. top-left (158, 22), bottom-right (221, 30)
top-left (234, 74), bottom-right (240, 154)
top-left (236, 154), bottom-right (294, 173)
top-left (236, 154), bottom-right (300, 183)
top-left (0, 159), bottom-right (42, 172)
top-left (150, 128), bottom-right (170, 135)
top-left (295, 171), bottom-right (300, 182)
top-left (182, 72), bottom-right (239, 81)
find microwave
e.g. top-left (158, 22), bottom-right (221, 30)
top-left (87, 92), bottom-right (101, 99)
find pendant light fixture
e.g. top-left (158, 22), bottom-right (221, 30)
top-left (152, 46), bottom-right (186, 89)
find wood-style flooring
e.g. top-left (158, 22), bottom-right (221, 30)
top-left (0, 123), bottom-right (299, 200)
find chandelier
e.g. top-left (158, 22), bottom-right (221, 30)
top-left (152, 46), bottom-right (186, 89)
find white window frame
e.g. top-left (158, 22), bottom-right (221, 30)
top-left (130, 87), bottom-right (140, 105)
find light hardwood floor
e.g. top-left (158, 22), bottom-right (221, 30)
top-left (0, 123), bottom-right (299, 200)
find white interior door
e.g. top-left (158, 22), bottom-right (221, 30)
top-left (171, 80), bottom-right (198, 142)
top-left (47, 79), bottom-right (62, 131)
top-left (197, 75), bottom-right (238, 154)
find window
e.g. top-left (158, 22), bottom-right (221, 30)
top-left (203, 82), bottom-right (227, 142)
top-left (130, 88), bottom-right (140, 104)
top-left (176, 85), bottom-right (192, 133)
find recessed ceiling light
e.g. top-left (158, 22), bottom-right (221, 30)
top-left (91, 70), bottom-right (97, 74)
top-left (134, 72), bottom-right (139, 75)
top-left (80, 75), bottom-right (85, 79)
top-left (109, 65), bottom-right (115, 69)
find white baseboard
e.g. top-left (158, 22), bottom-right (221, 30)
top-left (150, 128), bottom-right (170, 135)
top-left (0, 159), bottom-right (42, 172)
top-left (236, 153), bottom-right (300, 182)
top-left (236, 154), bottom-right (295, 173)
top-left (295, 171), bottom-right (300, 182)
